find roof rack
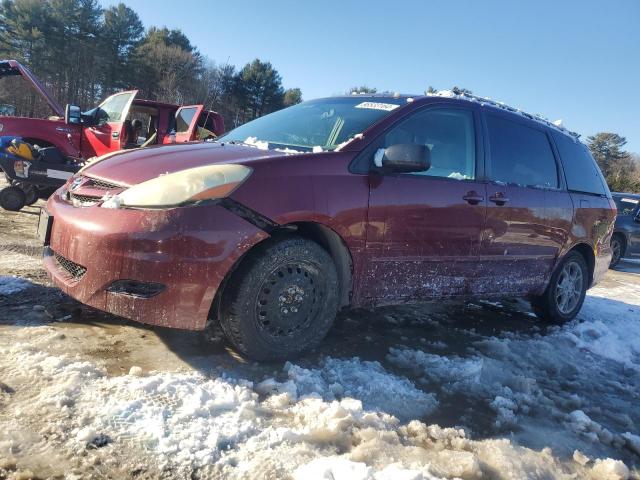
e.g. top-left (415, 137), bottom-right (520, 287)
top-left (427, 87), bottom-right (580, 139)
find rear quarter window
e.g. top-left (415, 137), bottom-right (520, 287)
top-left (551, 131), bottom-right (610, 197)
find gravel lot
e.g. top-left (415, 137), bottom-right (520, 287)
top-left (0, 198), bottom-right (638, 480)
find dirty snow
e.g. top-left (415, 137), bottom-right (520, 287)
top-left (386, 282), bottom-right (640, 468)
top-left (1, 320), bottom-right (637, 479)
top-left (0, 335), bottom-right (627, 479)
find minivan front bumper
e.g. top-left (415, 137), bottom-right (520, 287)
top-left (43, 192), bottom-right (268, 330)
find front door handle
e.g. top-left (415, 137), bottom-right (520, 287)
top-left (463, 191), bottom-right (484, 205)
top-left (489, 193), bottom-right (509, 206)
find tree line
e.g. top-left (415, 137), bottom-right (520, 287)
top-left (0, 0), bottom-right (302, 128)
top-left (587, 133), bottom-right (640, 193)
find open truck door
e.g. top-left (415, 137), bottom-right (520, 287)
top-left (170, 105), bottom-right (204, 143)
top-left (82, 90), bottom-right (138, 157)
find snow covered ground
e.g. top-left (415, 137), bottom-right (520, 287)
top-left (0, 206), bottom-right (639, 479)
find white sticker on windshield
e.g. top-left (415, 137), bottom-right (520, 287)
top-left (355, 102), bottom-right (399, 111)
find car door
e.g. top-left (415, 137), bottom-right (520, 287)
top-left (82, 91), bottom-right (137, 157)
top-left (361, 105), bottom-right (487, 304)
top-left (480, 110), bottom-right (566, 295)
top-left (172, 105), bottom-right (204, 143)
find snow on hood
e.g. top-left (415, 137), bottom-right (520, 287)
top-left (82, 141), bottom-right (283, 187)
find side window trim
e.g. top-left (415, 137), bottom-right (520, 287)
top-left (481, 108), bottom-right (562, 190)
top-left (544, 127), bottom-right (568, 191)
top-left (350, 103), bottom-right (485, 182)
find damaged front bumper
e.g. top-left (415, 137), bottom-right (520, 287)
top-left (43, 191), bottom-right (269, 330)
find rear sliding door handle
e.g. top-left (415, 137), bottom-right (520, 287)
top-left (489, 194), bottom-right (509, 206)
top-left (463, 192), bottom-right (484, 205)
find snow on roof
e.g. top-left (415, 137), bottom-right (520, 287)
top-left (427, 87), bottom-right (581, 139)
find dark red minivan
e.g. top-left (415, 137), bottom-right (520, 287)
top-left (41, 92), bottom-right (616, 360)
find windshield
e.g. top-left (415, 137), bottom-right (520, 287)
top-left (221, 97), bottom-right (406, 152)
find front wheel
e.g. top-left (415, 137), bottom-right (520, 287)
top-left (531, 251), bottom-right (588, 323)
top-left (219, 237), bottom-right (339, 361)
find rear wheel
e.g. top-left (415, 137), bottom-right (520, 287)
top-left (0, 186), bottom-right (26, 211)
top-left (219, 237), bottom-right (339, 361)
top-left (610, 234), bottom-right (624, 268)
top-left (531, 251), bottom-right (588, 323)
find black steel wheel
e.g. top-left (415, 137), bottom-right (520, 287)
top-left (219, 237), bottom-right (339, 361)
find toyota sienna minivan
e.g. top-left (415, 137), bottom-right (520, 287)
top-left (40, 92), bottom-right (616, 360)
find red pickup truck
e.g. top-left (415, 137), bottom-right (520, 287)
top-left (0, 59), bottom-right (224, 160)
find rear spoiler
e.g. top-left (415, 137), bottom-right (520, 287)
top-left (0, 60), bottom-right (65, 117)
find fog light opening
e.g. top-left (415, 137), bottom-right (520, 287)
top-left (106, 280), bottom-right (165, 298)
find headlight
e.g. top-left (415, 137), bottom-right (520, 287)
top-left (101, 164), bottom-right (252, 209)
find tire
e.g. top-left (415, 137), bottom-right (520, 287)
top-left (531, 251), bottom-right (588, 323)
top-left (24, 187), bottom-right (38, 206)
top-left (610, 234), bottom-right (624, 268)
top-left (219, 237), bottom-right (339, 361)
top-left (0, 186), bottom-right (27, 211)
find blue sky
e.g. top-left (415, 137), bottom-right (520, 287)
top-left (101, 0), bottom-right (640, 152)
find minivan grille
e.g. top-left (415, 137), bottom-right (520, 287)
top-left (54, 252), bottom-right (87, 279)
top-left (69, 192), bottom-right (101, 204)
top-left (65, 176), bottom-right (124, 207)
top-left (86, 178), bottom-right (122, 190)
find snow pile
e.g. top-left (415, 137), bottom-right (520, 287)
top-left (388, 283), bottom-right (640, 462)
top-left (0, 275), bottom-right (32, 295)
top-left (84, 372), bottom-right (260, 467)
top-left (567, 283), bottom-right (640, 371)
top-left (256, 357), bottom-right (437, 421)
top-left (2, 339), bottom-right (632, 479)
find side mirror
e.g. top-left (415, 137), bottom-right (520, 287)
top-left (376, 144), bottom-right (431, 174)
top-left (634, 212), bottom-right (640, 223)
top-left (65, 104), bottom-right (82, 125)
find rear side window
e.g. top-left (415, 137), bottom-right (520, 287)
top-left (551, 131), bottom-right (609, 196)
top-left (176, 107), bottom-right (198, 133)
top-left (486, 114), bottom-right (558, 188)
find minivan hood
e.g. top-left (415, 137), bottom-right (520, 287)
top-left (83, 142), bottom-right (283, 186)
